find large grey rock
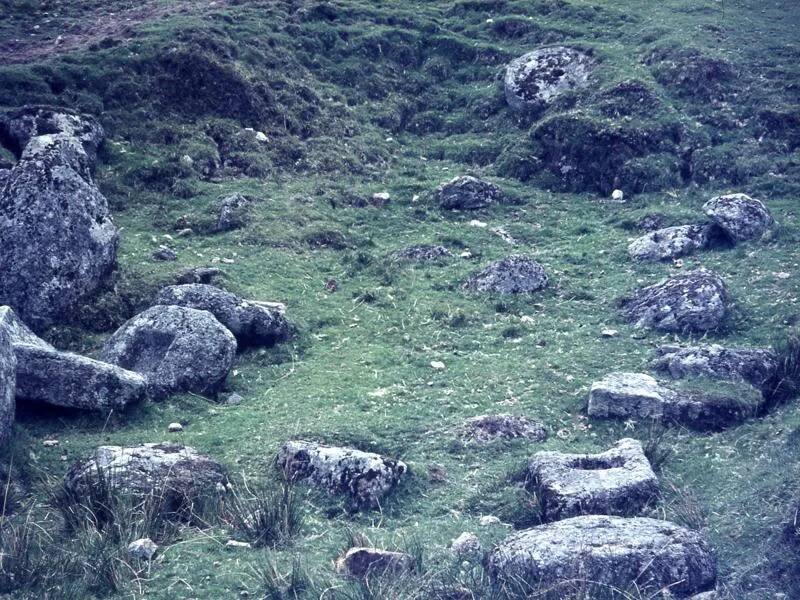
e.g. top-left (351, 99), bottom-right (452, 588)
top-left (0, 306), bottom-right (147, 411)
top-left (65, 443), bottom-right (228, 513)
top-left (336, 547), bottom-right (414, 579)
top-left (462, 413), bottom-right (547, 445)
top-left (0, 108), bottom-right (118, 329)
top-left (153, 284), bottom-right (291, 347)
top-left (392, 245), bottom-right (452, 262)
top-left (277, 441), bottom-right (407, 509)
top-left (486, 515), bottom-right (716, 597)
top-left (619, 268), bottom-right (728, 333)
top-left (0, 325), bottom-right (15, 446)
top-left (504, 47), bottom-right (594, 112)
top-left (702, 193), bottom-right (773, 242)
top-left (628, 224), bottom-right (711, 262)
top-left (462, 255), bottom-right (548, 294)
top-left (437, 175), bottom-right (505, 210)
top-left (588, 372), bottom-right (758, 431)
top-left (528, 439), bottom-right (659, 522)
top-left (653, 344), bottom-right (777, 388)
top-left (214, 193), bottom-right (252, 232)
top-left (101, 305), bottom-right (237, 399)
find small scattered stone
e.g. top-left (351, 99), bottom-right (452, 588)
top-left (226, 392), bottom-right (244, 405)
top-left (42, 439), bottom-right (59, 447)
top-left (225, 540), bottom-right (252, 550)
top-left (128, 538), bottom-right (158, 561)
top-left (152, 247), bottom-right (177, 262)
top-left (451, 532), bottom-right (482, 560)
top-left (479, 515), bottom-right (502, 526)
top-left (430, 360), bottom-right (446, 371)
top-left (337, 547), bottom-right (414, 579)
top-left (168, 422), bottom-right (183, 433)
top-left (601, 329), bottom-right (618, 338)
top-left (611, 189), bottom-right (625, 202)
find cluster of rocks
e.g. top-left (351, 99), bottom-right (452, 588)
top-left (628, 194), bottom-right (773, 261)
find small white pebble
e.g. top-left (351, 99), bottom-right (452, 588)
top-left (430, 360), bottom-right (446, 371)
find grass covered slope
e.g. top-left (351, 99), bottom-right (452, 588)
top-left (1, 0), bottom-right (799, 598)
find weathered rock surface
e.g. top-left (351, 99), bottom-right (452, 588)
top-left (1, 306), bottom-right (147, 411)
top-left (504, 47), bottom-right (593, 111)
top-left (65, 443), bottom-right (228, 511)
top-left (702, 193), bottom-right (773, 242)
top-left (392, 245), bottom-right (452, 262)
top-left (0, 107), bottom-right (119, 329)
top-left (528, 439), bottom-right (659, 521)
top-left (437, 175), bottom-right (505, 210)
top-left (277, 440), bottom-right (407, 509)
top-left (462, 255), bottom-right (549, 294)
top-left (462, 414), bottom-right (547, 445)
top-left (153, 284), bottom-right (291, 347)
top-left (486, 515), bottom-right (716, 597)
top-left (628, 224), bottom-right (711, 261)
top-left (653, 344), bottom-right (777, 388)
top-left (337, 547), bottom-right (414, 579)
top-left (128, 538), bottom-right (158, 561)
top-left (214, 193), bottom-right (253, 232)
top-left (451, 532), bottom-right (482, 560)
top-left (101, 305), bottom-right (237, 399)
top-left (588, 372), bottom-right (758, 430)
top-left (175, 266), bottom-right (223, 285)
top-left (0, 325), bottom-right (15, 445)
top-left (619, 269), bottom-right (728, 333)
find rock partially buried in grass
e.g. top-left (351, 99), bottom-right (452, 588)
top-left (628, 224), bottom-right (712, 262)
top-left (462, 256), bottom-right (548, 294)
top-left (392, 245), bottom-right (452, 262)
top-left (214, 193), bottom-right (253, 232)
top-left (101, 305), bottom-right (237, 399)
top-left (504, 47), bottom-right (594, 112)
top-left (127, 538), bottom-right (158, 561)
top-left (336, 547), bottom-right (414, 579)
top-left (528, 438), bottom-right (659, 522)
top-left (0, 324), bottom-right (15, 445)
top-left (462, 414), bottom-right (547, 445)
top-left (276, 441), bottom-right (407, 510)
top-left (486, 515), bottom-right (716, 597)
top-left (437, 175), bottom-right (505, 210)
top-left (653, 344), bottom-right (777, 388)
top-left (702, 193), bottom-right (773, 242)
top-left (451, 532), bottom-right (482, 560)
top-left (618, 268), bottom-right (728, 333)
top-left (153, 284), bottom-right (291, 347)
top-left (65, 443), bottom-right (228, 514)
top-left (175, 266), bottom-right (223, 285)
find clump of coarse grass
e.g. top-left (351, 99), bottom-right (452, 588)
top-left (759, 334), bottom-right (800, 415)
top-left (221, 477), bottom-right (303, 548)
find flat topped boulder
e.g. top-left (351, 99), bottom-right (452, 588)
top-left (528, 438), bottom-right (659, 521)
top-left (153, 284), bottom-right (291, 347)
top-left (628, 224), bottom-right (711, 262)
top-left (0, 326), bottom-right (15, 445)
top-left (65, 443), bottom-right (228, 513)
top-left (101, 305), bottom-right (237, 399)
top-left (462, 413), bottom-right (547, 445)
top-left (653, 344), bottom-right (777, 388)
top-left (277, 440), bottom-right (407, 509)
top-left (462, 255), bottom-right (548, 294)
top-left (505, 47), bottom-right (594, 111)
top-left (437, 175), bottom-right (505, 210)
top-left (486, 515), bottom-right (716, 597)
top-left (392, 245), bottom-right (452, 262)
top-left (619, 268), bottom-right (728, 333)
top-left (702, 193), bottom-right (773, 242)
top-left (588, 372), bottom-right (759, 431)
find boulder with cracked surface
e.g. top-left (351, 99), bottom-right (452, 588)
top-left (653, 344), bottom-right (777, 388)
top-left (462, 255), bottom-right (548, 294)
top-left (628, 224), bottom-right (712, 261)
top-left (505, 47), bottom-right (594, 112)
top-left (703, 193), bottom-right (773, 242)
top-left (437, 175), bottom-right (505, 210)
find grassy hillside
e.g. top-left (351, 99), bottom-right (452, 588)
top-left (1, 0), bottom-right (799, 598)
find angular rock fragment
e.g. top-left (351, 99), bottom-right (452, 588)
top-left (528, 439), bottom-right (659, 521)
top-left (619, 268), bottom-right (728, 333)
top-left (276, 441), bottom-right (406, 509)
top-left (154, 284), bottom-right (291, 347)
top-left (702, 193), bottom-right (773, 242)
top-left (437, 175), bottom-right (505, 210)
top-left (505, 47), bottom-right (594, 111)
top-left (337, 547), bottom-right (414, 579)
top-left (462, 255), bottom-right (548, 294)
top-left (486, 515), bottom-right (717, 597)
top-left (628, 224), bottom-right (711, 261)
top-left (101, 305), bottom-right (237, 399)
top-left (653, 344), bottom-right (777, 388)
top-left (462, 414), bottom-right (547, 445)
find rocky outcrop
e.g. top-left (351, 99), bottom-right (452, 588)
top-left (214, 193), bottom-right (253, 232)
top-left (653, 344), bottom-right (777, 388)
top-left (276, 441), bottom-right (407, 509)
top-left (486, 515), bottom-right (716, 597)
top-left (702, 193), bottom-right (773, 242)
top-left (153, 284), bottom-right (291, 347)
top-left (65, 443), bottom-right (228, 513)
top-left (437, 175), bottom-right (505, 210)
top-left (462, 256), bottom-right (549, 294)
top-left (101, 305), bottom-right (237, 399)
top-left (392, 245), bottom-right (452, 262)
top-left (1, 306), bottom-right (147, 411)
top-left (504, 47), bottom-right (593, 111)
top-left (619, 269), bottom-right (728, 333)
top-left (0, 325), bottom-right (15, 445)
top-left (0, 107), bottom-right (118, 329)
top-left (461, 414), bottom-right (547, 445)
top-left (588, 372), bottom-right (759, 430)
top-left (336, 547), bottom-right (414, 579)
top-left (628, 224), bottom-right (711, 261)
top-left (528, 439), bottom-right (659, 521)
